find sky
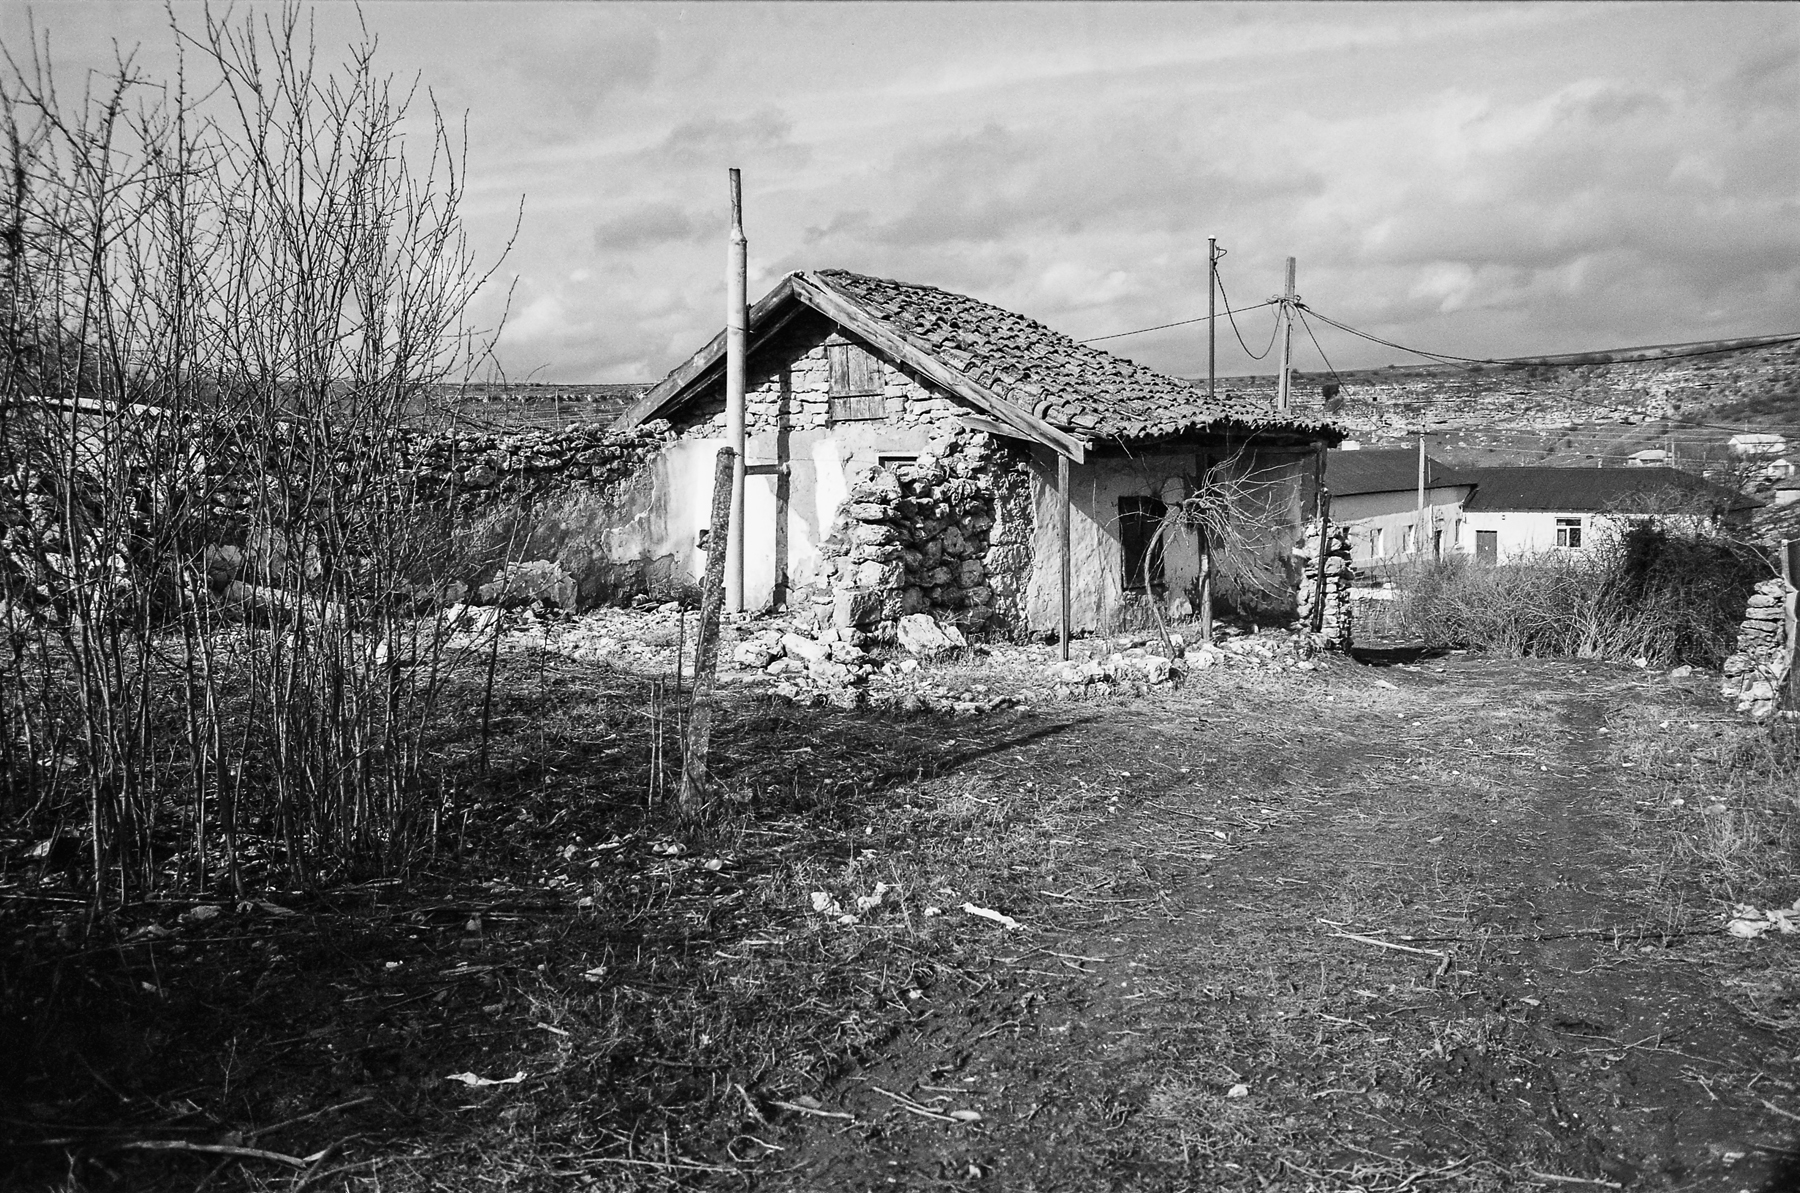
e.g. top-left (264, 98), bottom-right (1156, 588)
top-left (5, 1), bottom-right (1797, 384)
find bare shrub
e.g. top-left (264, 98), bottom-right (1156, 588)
top-left (1383, 520), bottom-right (1765, 666)
top-left (1, 6), bottom-right (508, 901)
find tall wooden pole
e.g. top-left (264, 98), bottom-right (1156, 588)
top-left (1416, 431), bottom-right (1427, 556)
top-left (725, 169), bottom-right (748, 613)
top-left (1276, 256), bottom-right (1296, 412)
top-left (1206, 236), bottom-right (1217, 403)
top-left (1058, 454), bottom-right (1071, 662)
top-left (680, 448), bottom-right (737, 815)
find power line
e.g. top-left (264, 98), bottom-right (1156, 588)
top-left (1299, 305), bottom-right (1500, 365)
top-left (1214, 269), bottom-right (1281, 360)
top-left (1076, 299), bottom-right (1276, 344)
top-left (1295, 307), bottom-right (1341, 385)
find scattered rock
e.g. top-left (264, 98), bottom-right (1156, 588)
top-left (897, 613), bottom-right (960, 659)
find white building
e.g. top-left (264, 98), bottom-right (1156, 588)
top-left (1324, 448), bottom-right (1474, 565)
top-left (1452, 466), bottom-right (1760, 562)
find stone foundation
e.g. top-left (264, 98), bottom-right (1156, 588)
top-left (1721, 577), bottom-right (1794, 719)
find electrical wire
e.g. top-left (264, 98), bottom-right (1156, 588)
top-left (1298, 305), bottom-right (1501, 365)
top-left (1076, 300), bottom-right (1275, 344)
top-left (1214, 269), bottom-right (1281, 360)
top-left (1295, 307), bottom-right (1341, 385)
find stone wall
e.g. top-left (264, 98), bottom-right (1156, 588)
top-left (194, 419), bottom-right (674, 604)
top-left (788, 428), bottom-right (1033, 639)
top-left (674, 313), bottom-right (967, 441)
top-left (408, 421), bottom-right (672, 505)
top-left (1295, 520), bottom-right (1354, 650)
top-left (1721, 577), bottom-right (1794, 720)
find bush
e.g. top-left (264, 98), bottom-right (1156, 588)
top-left (1380, 521), bottom-right (1766, 667)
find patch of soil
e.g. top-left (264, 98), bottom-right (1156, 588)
top-left (4, 651), bottom-right (1796, 1191)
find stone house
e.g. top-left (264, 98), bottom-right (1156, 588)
top-left (554, 269), bottom-right (1339, 636)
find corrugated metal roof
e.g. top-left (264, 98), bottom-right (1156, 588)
top-left (1325, 448), bottom-right (1459, 496)
top-left (1453, 466), bottom-right (1762, 513)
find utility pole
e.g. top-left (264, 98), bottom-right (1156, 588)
top-left (724, 169), bottom-right (748, 613)
top-left (1207, 236), bottom-right (1218, 402)
top-left (1276, 256), bottom-right (1296, 412)
top-left (1416, 430), bottom-right (1427, 555)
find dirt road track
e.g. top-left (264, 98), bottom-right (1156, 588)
top-left (770, 657), bottom-right (1800, 1191)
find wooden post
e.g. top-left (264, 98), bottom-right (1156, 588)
top-left (1416, 431), bottom-right (1427, 555)
top-left (1276, 256), bottom-right (1295, 412)
top-left (1058, 453), bottom-right (1072, 662)
top-left (1311, 490), bottom-right (1332, 634)
top-left (1198, 535), bottom-right (1213, 645)
top-left (725, 169), bottom-right (748, 614)
top-left (679, 448), bottom-right (736, 815)
top-left (1784, 539), bottom-right (1799, 711)
top-left (1207, 236), bottom-right (1217, 403)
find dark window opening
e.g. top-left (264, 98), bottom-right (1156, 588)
top-left (1119, 495), bottom-right (1167, 591)
top-left (1556, 517), bottom-right (1583, 549)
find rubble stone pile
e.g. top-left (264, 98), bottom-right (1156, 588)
top-left (1295, 521), bottom-right (1354, 651)
top-left (788, 429), bottom-right (1033, 640)
top-left (1043, 626), bottom-right (1333, 695)
top-left (1721, 577), bottom-right (1795, 720)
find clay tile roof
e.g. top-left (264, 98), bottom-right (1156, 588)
top-left (810, 269), bottom-right (1338, 443)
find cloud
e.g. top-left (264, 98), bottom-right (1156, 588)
top-left (641, 109), bottom-right (812, 170)
top-left (594, 204), bottom-right (703, 251)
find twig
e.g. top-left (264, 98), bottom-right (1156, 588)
top-left (769, 1100), bottom-right (854, 1122)
top-left (869, 1087), bottom-right (958, 1123)
top-left (1761, 1097), bottom-right (1800, 1123)
top-left (119, 1140), bottom-right (308, 1167)
top-left (249, 1096), bottom-right (373, 1142)
top-left (1524, 1173), bottom-right (1621, 1189)
top-left (1327, 929), bottom-right (1447, 959)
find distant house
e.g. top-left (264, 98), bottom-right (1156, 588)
top-left (1447, 466), bottom-right (1760, 562)
top-left (1729, 432), bottom-right (1788, 459)
top-left (590, 269), bottom-right (1340, 634)
top-left (1626, 448), bottom-right (1668, 466)
top-left (1324, 448), bottom-right (1473, 564)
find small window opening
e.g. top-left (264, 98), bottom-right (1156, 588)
top-left (1556, 517), bottom-right (1583, 549)
top-left (1119, 495), bottom-right (1167, 591)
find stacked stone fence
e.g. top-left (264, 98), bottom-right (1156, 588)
top-left (1722, 541), bottom-right (1798, 720)
top-left (1296, 518), bottom-right (1354, 651)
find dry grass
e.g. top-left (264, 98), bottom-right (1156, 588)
top-left (7, 648), bottom-right (1797, 1191)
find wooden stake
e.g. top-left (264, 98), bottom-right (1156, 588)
top-left (1058, 453), bottom-right (1072, 661)
top-left (1783, 539), bottom-right (1799, 711)
top-left (1311, 490), bottom-right (1332, 634)
top-left (679, 448), bottom-right (736, 815)
top-left (1198, 535), bottom-right (1213, 645)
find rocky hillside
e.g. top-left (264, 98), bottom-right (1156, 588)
top-left (1217, 333), bottom-right (1799, 462)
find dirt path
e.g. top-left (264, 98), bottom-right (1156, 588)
top-left (762, 657), bottom-right (1800, 1191)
